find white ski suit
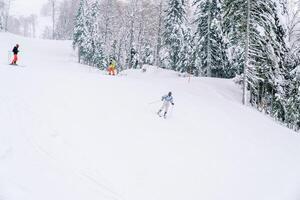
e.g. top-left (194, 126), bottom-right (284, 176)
top-left (159, 95), bottom-right (174, 115)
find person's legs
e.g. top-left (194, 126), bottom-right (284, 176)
top-left (163, 103), bottom-right (170, 117)
top-left (15, 55), bottom-right (18, 64)
top-left (158, 102), bottom-right (166, 114)
top-left (11, 55), bottom-right (18, 64)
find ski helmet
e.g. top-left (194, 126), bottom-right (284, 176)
top-left (168, 92), bottom-right (172, 96)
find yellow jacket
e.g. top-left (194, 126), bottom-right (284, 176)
top-left (109, 60), bottom-right (116, 69)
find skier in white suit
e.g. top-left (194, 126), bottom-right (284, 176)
top-left (157, 92), bottom-right (174, 118)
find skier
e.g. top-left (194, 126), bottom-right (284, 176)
top-left (157, 92), bottom-right (175, 118)
top-left (108, 59), bottom-right (117, 75)
top-left (10, 44), bottom-right (19, 65)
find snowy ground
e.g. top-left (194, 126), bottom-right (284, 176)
top-left (0, 33), bottom-right (300, 200)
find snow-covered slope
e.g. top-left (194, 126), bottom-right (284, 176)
top-left (0, 33), bottom-right (300, 200)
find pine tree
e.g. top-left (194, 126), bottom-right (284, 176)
top-left (224, 0), bottom-right (287, 105)
top-left (73, 0), bottom-right (88, 63)
top-left (0, 3), bottom-right (3, 31)
top-left (283, 1), bottom-right (300, 130)
top-left (73, 0), bottom-right (105, 68)
top-left (193, 0), bottom-right (228, 77)
top-left (263, 11), bottom-right (288, 121)
top-left (141, 43), bottom-right (154, 65)
top-left (0, 15), bottom-right (3, 31)
top-left (129, 47), bottom-right (139, 69)
top-left (179, 27), bottom-right (195, 74)
top-left (163, 0), bottom-right (187, 70)
top-left (284, 66), bottom-right (300, 131)
top-left (84, 0), bottom-right (98, 65)
top-left (93, 34), bottom-right (105, 69)
top-left (56, 0), bottom-right (75, 40)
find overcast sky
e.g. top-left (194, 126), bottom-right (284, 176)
top-left (11, 0), bottom-right (49, 16)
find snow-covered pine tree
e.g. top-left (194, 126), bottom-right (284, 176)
top-left (281, 1), bottom-right (300, 130)
top-left (284, 65), bottom-right (300, 131)
top-left (163, 0), bottom-right (187, 70)
top-left (90, 1), bottom-right (105, 68)
top-left (56, 0), bottom-right (78, 40)
top-left (224, 0), bottom-right (288, 106)
top-left (179, 27), bottom-right (195, 74)
top-left (100, 0), bottom-right (117, 44)
top-left (80, 1), bottom-right (95, 65)
top-left (93, 34), bottom-right (105, 69)
top-left (141, 43), bottom-right (154, 65)
top-left (126, 0), bottom-right (137, 69)
top-left (135, 1), bottom-right (158, 68)
top-left (73, 0), bottom-right (88, 63)
top-left (80, 0), bottom-right (105, 68)
top-left (109, 40), bottom-right (118, 63)
top-left (0, 0), bottom-right (6, 31)
top-left (224, 0), bottom-right (250, 104)
top-left (129, 47), bottom-right (139, 69)
top-left (1, 0), bottom-right (11, 32)
top-left (73, 0), bottom-right (105, 68)
top-left (193, 0), bottom-right (228, 77)
top-left (264, 10), bottom-right (288, 121)
top-left (154, 0), bottom-right (165, 67)
top-left (0, 15), bottom-right (3, 31)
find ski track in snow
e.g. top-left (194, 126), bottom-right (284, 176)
top-left (0, 95), bottom-right (124, 200)
top-left (0, 33), bottom-right (300, 200)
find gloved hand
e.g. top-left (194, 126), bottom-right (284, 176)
top-left (172, 103), bottom-right (174, 106)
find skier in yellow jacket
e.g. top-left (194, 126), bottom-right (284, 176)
top-left (108, 59), bottom-right (117, 75)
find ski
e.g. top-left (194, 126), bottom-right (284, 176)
top-left (157, 112), bottom-right (167, 119)
top-left (9, 64), bottom-right (25, 67)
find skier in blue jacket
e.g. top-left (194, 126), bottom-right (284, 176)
top-left (157, 92), bottom-right (174, 118)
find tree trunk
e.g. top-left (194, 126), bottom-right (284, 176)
top-left (52, 1), bottom-right (56, 39)
top-left (78, 47), bottom-right (81, 63)
top-left (243, 0), bottom-right (251, 105)
top-left (4, 0), bottom-right (12, 32)
top-left (206, 0), bottom-right (212, 77)
top-left (129, 16), bottom-right (134, 69)
top-left (155, 0), bottom-right (163, 67)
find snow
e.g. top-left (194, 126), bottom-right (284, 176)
top-left (0, 32), bottom-right (300, 200)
